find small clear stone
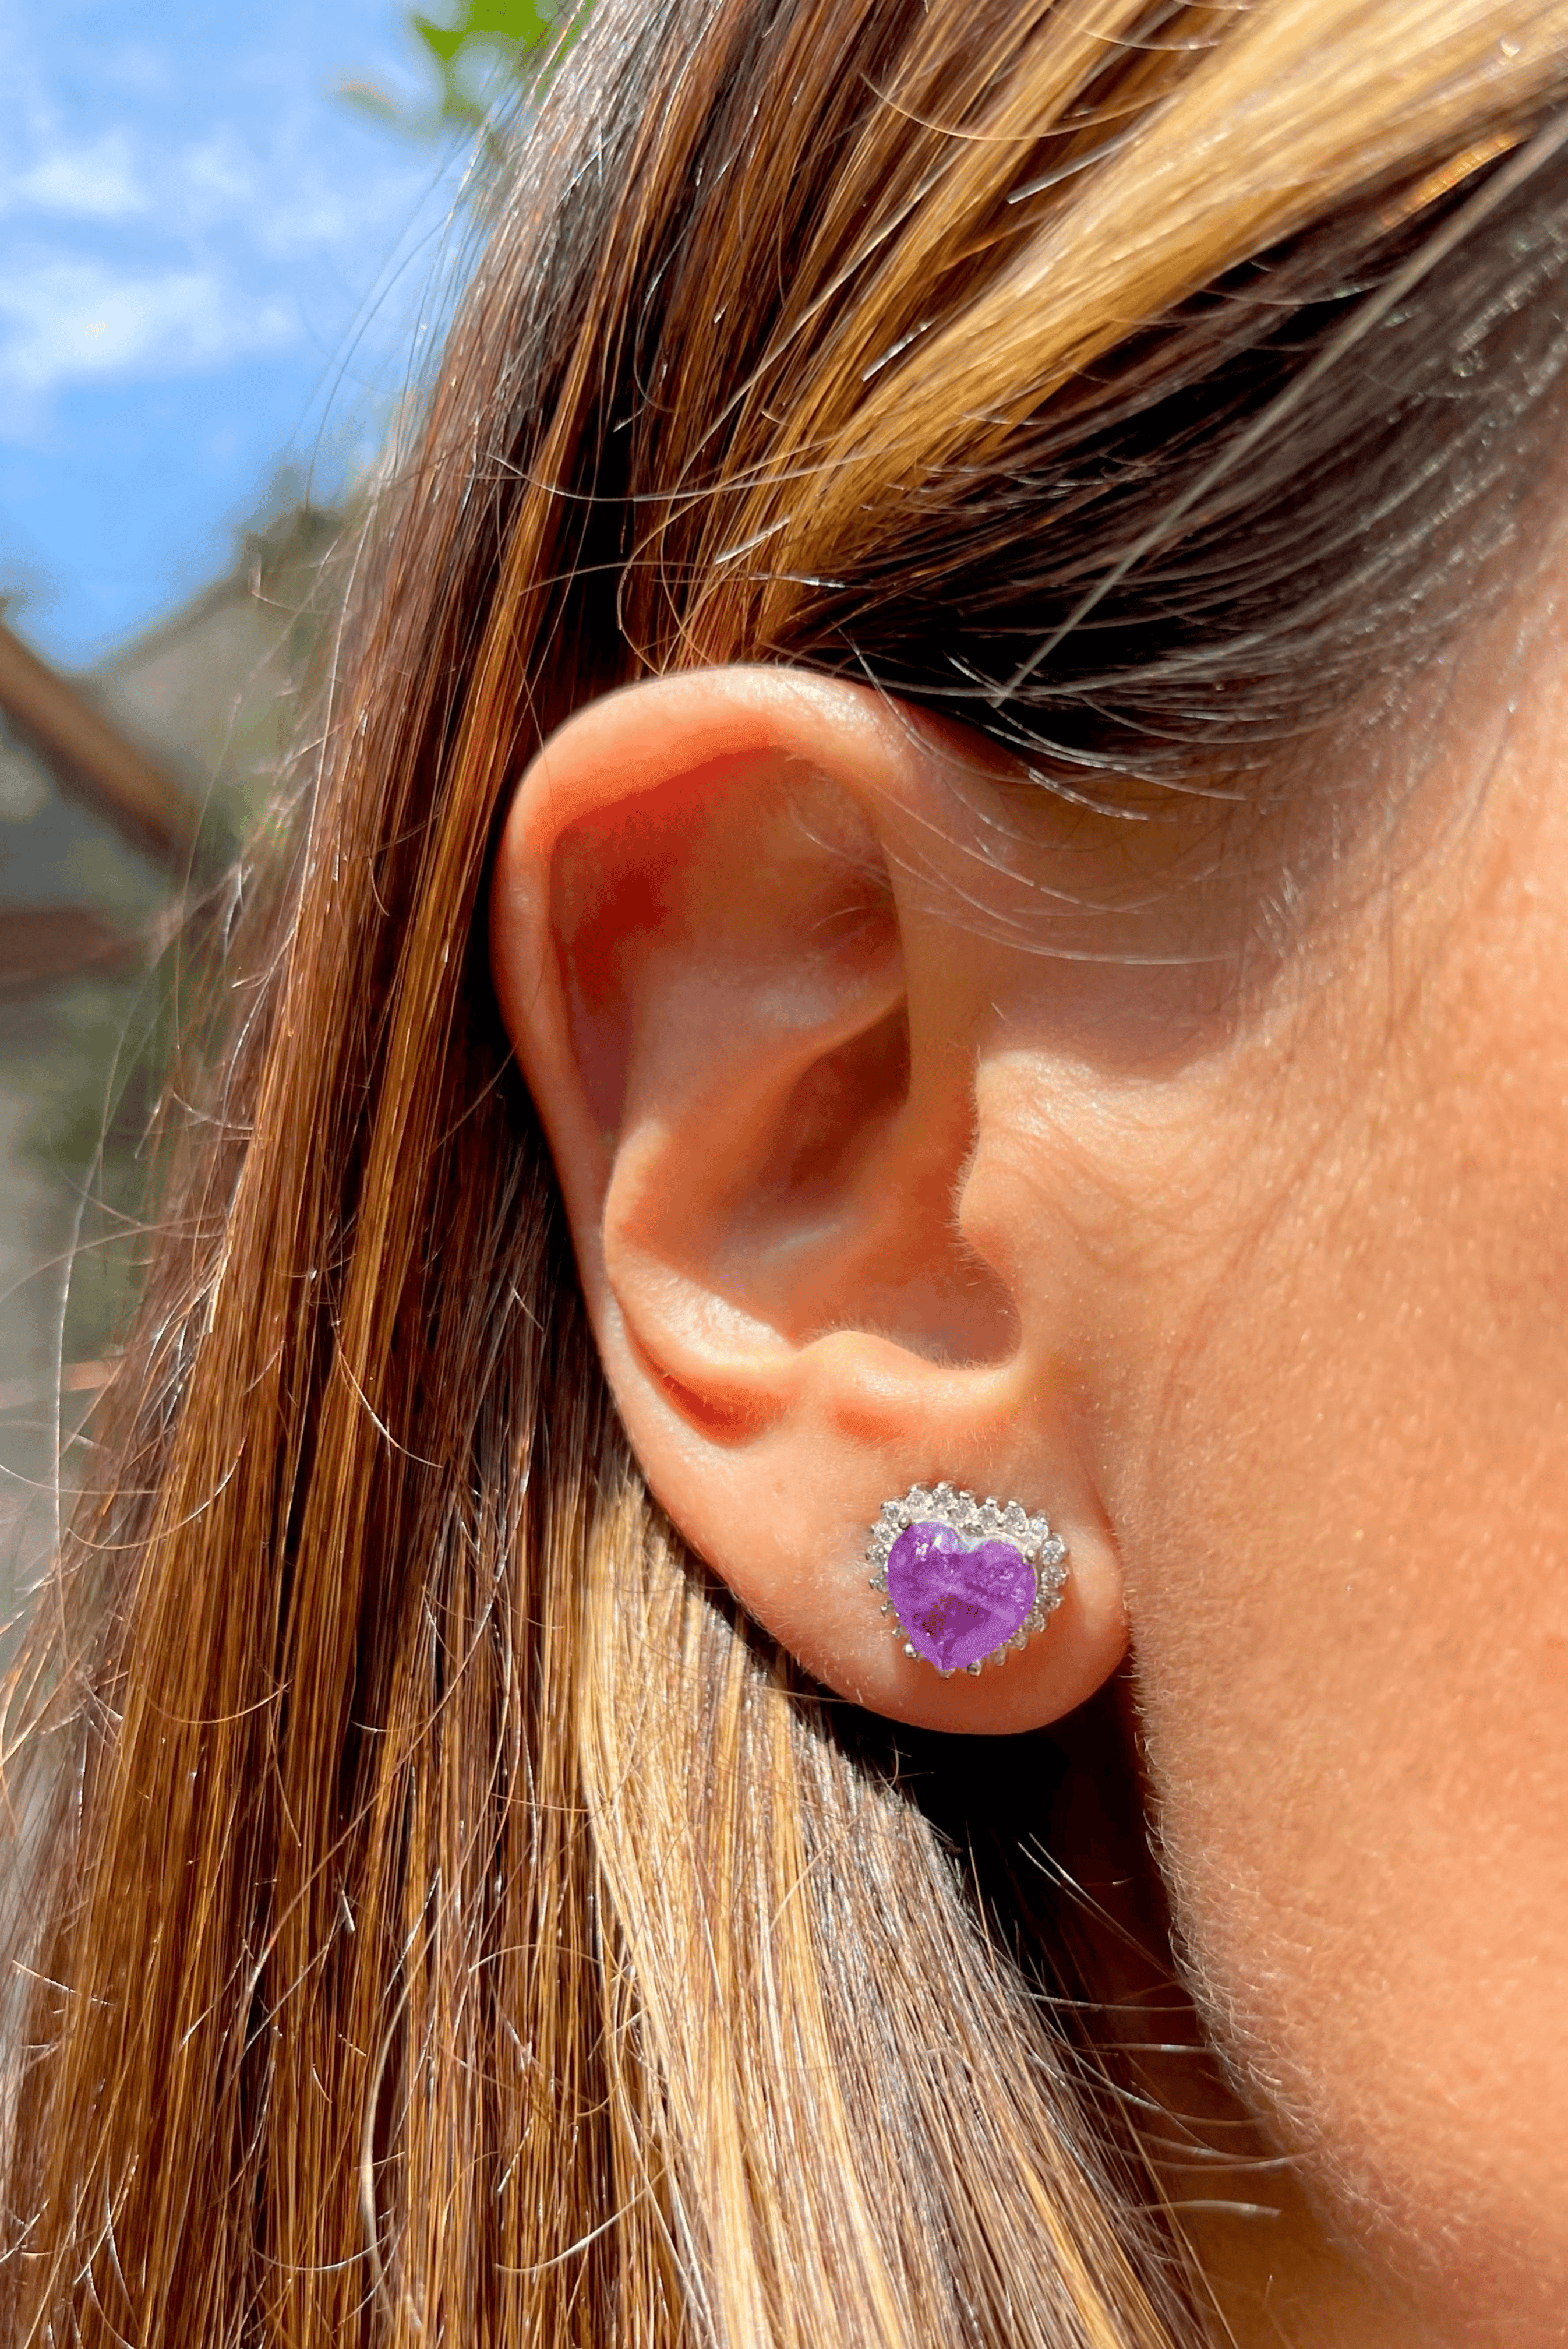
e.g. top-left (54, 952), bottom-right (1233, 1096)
top-left (1042, 1535), bottom-right (1066, 1568)
top-left (906, 1484), bottom-right (931, 1513)
top-left (1002, 1501), bottom-right (1029, 1539)
top-left (903, 1640), bottom-right (918, 1658)
top-left (931, 1481), bottom-right (953, 1504)
top-left (1010, 1628), bottom-right (1029, 1649)
top-left (966, 1659), bottom-right (983, 1676)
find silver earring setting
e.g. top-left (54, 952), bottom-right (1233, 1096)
top-left (866, 1482), bottom-right (1068, 1676)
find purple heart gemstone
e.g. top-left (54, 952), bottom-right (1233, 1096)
top-left (886, 1519), bottom-right (1037, 1674)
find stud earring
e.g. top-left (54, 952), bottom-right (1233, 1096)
top-left (866, 1482), bottom-right (1068, 1676)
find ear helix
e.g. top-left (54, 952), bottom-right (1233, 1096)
top-left (866, 1481), bottom-right (1069, 1677)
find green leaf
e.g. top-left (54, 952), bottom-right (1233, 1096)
top-left (415, 0), bottom-right (553, 62)
top-left (468, 0), bottom-right (553, 39)
top-left (413, 16), bottom-right (466, 62)
top-left (347, 0), bottom-right (586, 141)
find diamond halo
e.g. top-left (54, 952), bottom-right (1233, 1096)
top-left (866, 1482), bottom-right (1069, 1676)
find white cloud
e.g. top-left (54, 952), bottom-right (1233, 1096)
top-left (0, 260), bottom-right (295, 393)
top-left (13, 132), bottom-right (148, 220)
top-left (181, 134), bottom-right (257, 209)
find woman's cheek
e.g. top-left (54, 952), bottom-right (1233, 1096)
top-left (1100, 777), bottom-right (1568, 2330)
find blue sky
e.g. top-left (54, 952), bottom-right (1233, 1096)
top-left (0, 0), bottom-right (469, 664)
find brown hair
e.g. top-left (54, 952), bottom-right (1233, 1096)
top-left (5, 2), bottom-right (1568, 2341)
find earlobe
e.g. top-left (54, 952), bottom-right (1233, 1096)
top-left (490, 668), bottom-right (1129, 1731)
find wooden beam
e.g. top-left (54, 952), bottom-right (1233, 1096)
top-left (0, 904), bottom-right (143, 988)
top-left (0, 1356), bottom-right (116, 1415)
top-left (0, 621), bottom-right (197, 869)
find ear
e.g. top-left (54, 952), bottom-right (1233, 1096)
top-left (490, 668), bottom-right (1128, 1731)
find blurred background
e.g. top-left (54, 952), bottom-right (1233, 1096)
top-left (0, 0), bottom-right (553, 1614)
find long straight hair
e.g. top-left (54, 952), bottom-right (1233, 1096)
top-left (6, 3), bottom-right (1568, 2342)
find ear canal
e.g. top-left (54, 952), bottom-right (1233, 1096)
top-left (750, 997), bottom-right (912, 1240)
top-left (752, 963), bottom-right (1019, 1373)
top-left (740, 984), bottom-right (1020, 1369)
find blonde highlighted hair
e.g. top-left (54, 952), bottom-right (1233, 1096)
top-left (5, 2), bottom-right (1568, 2342)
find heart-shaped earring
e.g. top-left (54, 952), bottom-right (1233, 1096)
top-left (866, 1482), bottom-right (1068, 1676)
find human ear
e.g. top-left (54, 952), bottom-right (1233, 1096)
top-left (490, 668), bottom-right (1128, 1731)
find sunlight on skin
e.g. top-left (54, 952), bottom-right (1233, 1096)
top-left (493, 515), bottom-right (1568, 2343)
